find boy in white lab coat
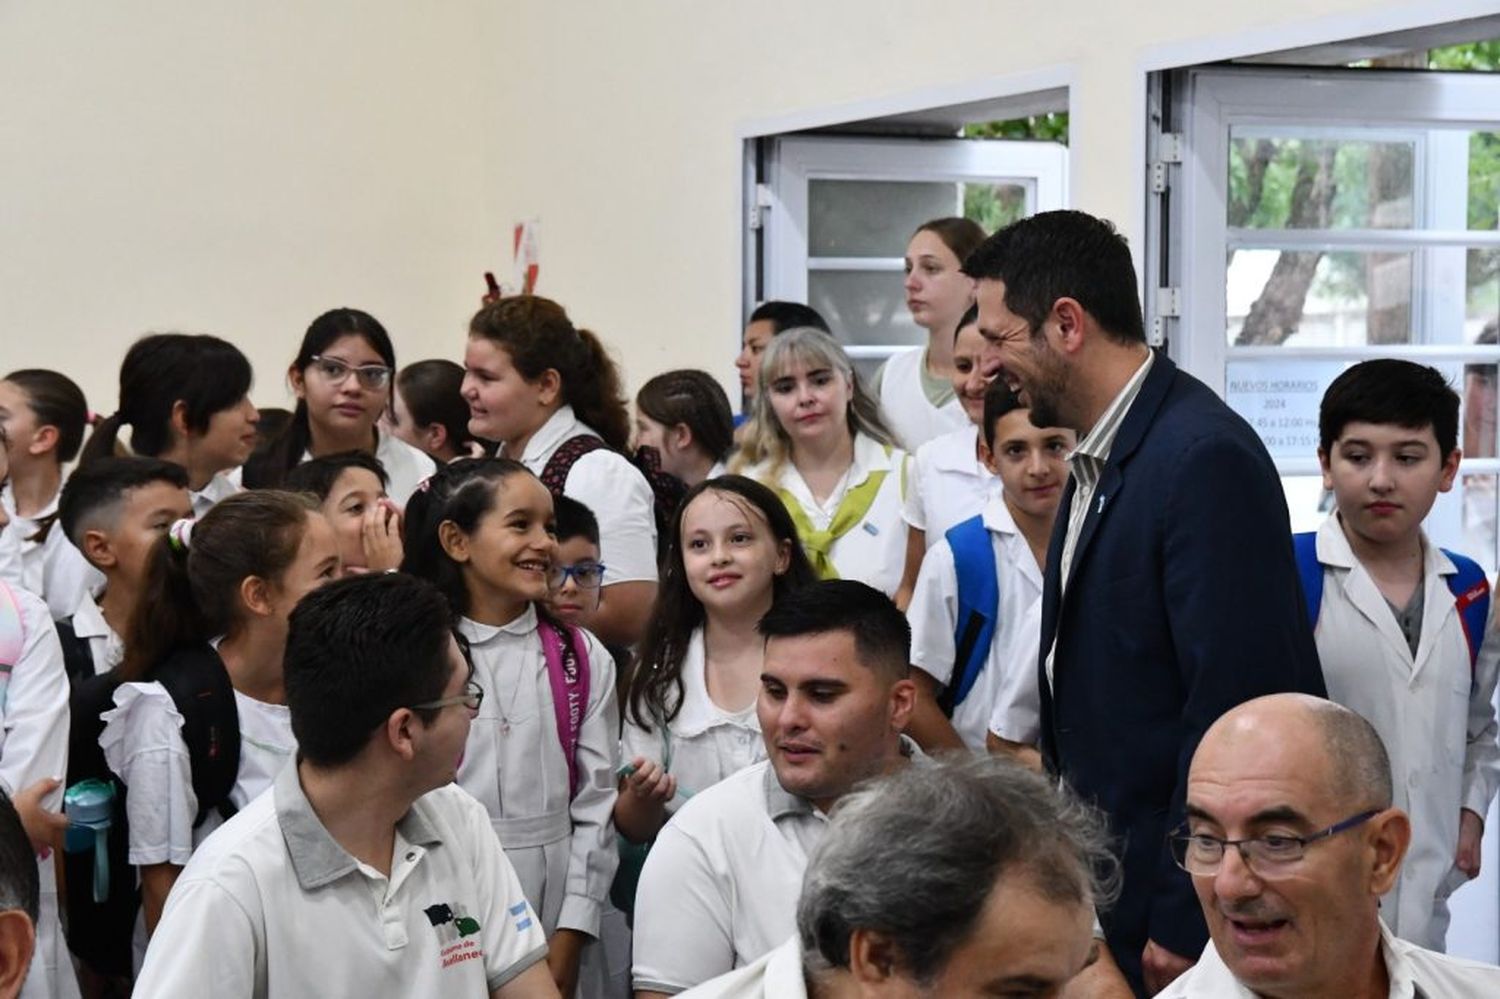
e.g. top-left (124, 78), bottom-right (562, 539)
top-left (1303, 358), bottom-right (1500, 950)
top-left (903, 380), bottom-right (1073, 756)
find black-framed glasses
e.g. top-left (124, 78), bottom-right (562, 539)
top-left (309, 355), bottom-right (393, 391)
top-left (547, 561), bottom-right (606, 590)
top-left (1169, 809), bottom-right (1381, 877)
top-left (411, 678), bottom-right (484, 713)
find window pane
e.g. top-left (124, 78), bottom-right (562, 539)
top-left (808, 180), bottom-right (957, 257)
top-left (1228, 134), bottom-right (1415, 229)
top-left (1226, 359), bottom-right (1346, 460)
top-left (962, 181), bottom-right (1031, 233)
top-left (1469, 131), bottom-right (1500, 231)
top-left (1462, 474), bottom-right (1499, 574)
top-left (1280, 475), bottom-right (1332, 535)
top-left (808, 270), bottom-right (922, 349)
top-left (1227, 249), bottom-right (1414, 346)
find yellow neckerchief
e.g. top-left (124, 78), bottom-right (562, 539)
top-left (775, 448), bottom-right (892, 580)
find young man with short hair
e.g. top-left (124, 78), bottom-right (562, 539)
top-left (631, 581), bottom-right (917, 998)
top-left (55, 457), bottom-right (192, 677)
top-left (1303, 359), bottom-right (1500, 950)
top-left (1162, 693), bottom-right (1500, 996)
top-left (133, 573), bottom-right (558, 998)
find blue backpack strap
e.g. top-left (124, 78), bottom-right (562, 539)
top-left (940, 515), bottom-right (998, 716)
top-left (1292, 532), bottom-right (1324, 631)
top-left (1440, 549), bottom-right (1490, 676)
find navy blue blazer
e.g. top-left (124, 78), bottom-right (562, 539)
top-left (1038, 351), bottom-right (1325, 991)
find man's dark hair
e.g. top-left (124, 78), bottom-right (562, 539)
top-left (553, 495), bottom-right (600, 547)
top-left (961, 210), bottom-right (1146, 345)
top-left (58, 456), bottom-right (189, 549)
top-left (284, 573), bottom-right (456, 767)
top-left (1318, 359), bottom-right (1459, 458)
top-left (757, 580), bottom-right (910, 681)
top-left (748, 300), bottom-right (831, 336)
top-left (284, 450), bottom-right (390, 502)
top-left (0, 791), bottom-right (38, 921)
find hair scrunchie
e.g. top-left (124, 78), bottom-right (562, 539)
top-left (167, 518), bottom-right (195, 553)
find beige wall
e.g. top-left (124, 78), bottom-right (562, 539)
top-left (0, 0), bottom-right (1470, 417)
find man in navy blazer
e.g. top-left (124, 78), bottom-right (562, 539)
top-left (965, 211), bottom-right (1325, 996)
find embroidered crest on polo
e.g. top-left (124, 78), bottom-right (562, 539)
top-left (424, 901), bottom-right (483, 946)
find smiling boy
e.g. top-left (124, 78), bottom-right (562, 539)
top-left (1301, 359), bottom-right (1500, 951)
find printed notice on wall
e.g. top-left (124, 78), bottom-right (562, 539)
top-left (1225, 360), bottom-right (1344, 460)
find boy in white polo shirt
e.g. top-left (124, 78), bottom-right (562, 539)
top-left (133, 573), bottom-right (556, 998)
top-left (631, 581), bottom-right (920, 998)
top-left (904, 380), bottom-right (1073, 755)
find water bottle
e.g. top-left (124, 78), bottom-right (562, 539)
top-left (64, 780), bottom-right (114, 905)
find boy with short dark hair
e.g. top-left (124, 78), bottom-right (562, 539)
top-left (1304, 358), bottom-right (1500, 950)
top-left (546, 496), bottom-right (604, 633)
top-left (55, 458), bottom-right (192, 678)
top-left (903, 381), bottom-right (1073, 758)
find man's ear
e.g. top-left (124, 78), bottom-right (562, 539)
top-left (848, 927), bottom-right (903, 987)
top-left (1368, 808), bottom-right (1412, 896)
top-left (438, 521), bottom-right (470, 564)
top-left (385, 707), bottom-right (420, 762)
top-left (0, 909), bottom-right (36, 999)
top-left (1051, 297), bottom-right (1089, 355)
top-left (889, 677), bottom-right (917, 734)
top-left (81, 528), bottom-right (117, 570)
top-left (169, 399), bottom-right (192, 440)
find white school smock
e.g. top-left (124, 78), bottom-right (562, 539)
top-left (2, 483), bottom-right (103, 621)
top-left (0, 585), bottom-right (80, 999)
top-left (132, 769), bottom-right (548, 998)
top-left (873, 346), bottom-right (967, 452)
top-left (744, 434), bottom-right (909, 598)
top-left (455, 606), bottom-right (619, 940)
top-left (906, 490), bottom-right (1043, 750)
top-left (504, 405), bottom-right (659, 585)
top-left (900, 424), bottom-right (993, 547)
top-left (620, 628), bottom-right (765, 813)
top-left (1308, 514), bottom-right (1500, 950)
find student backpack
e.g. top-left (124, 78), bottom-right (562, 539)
top-left (53, 617), bottom-right (97, 686)
top-left (1292, 531), bottom-right (1491, 672)
top-left (539, 435), bottom-right (687, 559)
top-left (62, 643), bottom-right (242, 977)
top-left (939, 515), bottom-right (999, 716)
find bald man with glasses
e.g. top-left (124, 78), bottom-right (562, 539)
top-left (1159, 694), bottom-right (1500, 998)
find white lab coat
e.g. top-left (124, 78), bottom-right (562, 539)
top-left (900, 424), bottom-right (993, 548)
top-left (1309, 514), bottom-right (1500, 950)
top-left (874, 347), bottom-right (968, 453)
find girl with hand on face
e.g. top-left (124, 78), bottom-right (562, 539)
top-left (615, 476), bottom-right (816, 844)
top-left (284, 452), bottom-right (403, 576)
top-left (244, 309), bottom-right (435, 505)
top-left (0, 370), bottom-right (101, 619)
top-left (462, 296), bottom-right (658, 649)
top-left (401, 458), bottom-right (618, 999)
top-left (81, 334), bottom-right (261, 520)
top-left (731, 328), bottom-right (909, 598)
top-left (870, 217), bottom-right (987, 452)
top-left (99, 492), bottom-right (339, 949)
top-left (382, 359), bottom-right (480, 464)
top-left (632, 370), bottom-right (734, 489)
top-left (893, 306), bottom-right (996, 608)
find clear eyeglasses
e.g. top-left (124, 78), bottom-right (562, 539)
top-left (411, 679), bottom-right (485, 713)
top-left (309, 355), bottom-right (393, 391)
top-left (1168, 809), bottom-right (1380, 877)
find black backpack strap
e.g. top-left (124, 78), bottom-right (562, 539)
top-left (153, 645), bottom-right (241, 828)
top-left (53, 617), bottom-right (98, 687)
top-left (539, 435), bottom-right (608, 498)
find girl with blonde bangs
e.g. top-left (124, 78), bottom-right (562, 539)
top-left (731, 328), bottom-right (910, 597)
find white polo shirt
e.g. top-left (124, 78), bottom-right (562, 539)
top-left (906, 490), bottom-right (1043, 750)
top-left (900, 424), bottom-right (992, 547)
top-left (133, 763), bottom-right (548, 998)
top-left (1157, 922), bottom-right (1500, 997)
top-left (633, 739), bottom-right (923, 995)
top-left (679, 936), bottom-right (808, 999)
top-left (503, 405), bottom-right (659, 585)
